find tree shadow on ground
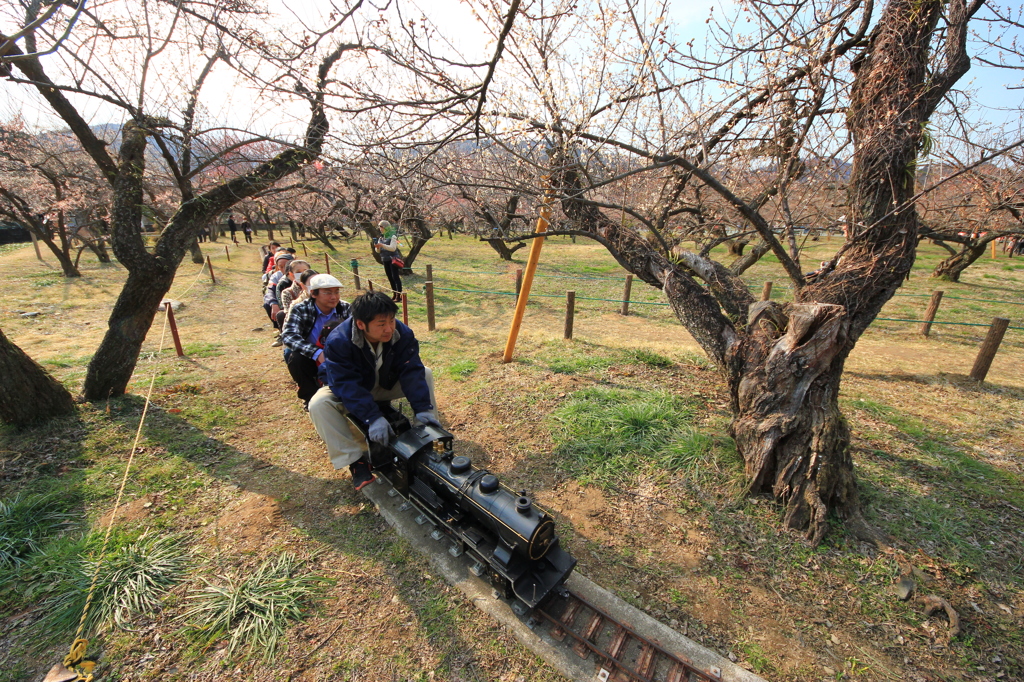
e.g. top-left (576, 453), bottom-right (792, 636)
top-left (121, 397), bottom-right (519, 680)
top-left (845, 369), bottom-right (1024, 398)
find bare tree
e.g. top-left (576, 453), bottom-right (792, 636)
top-left (0, 123), bottom-right (111, 276)
top-left (6, 0), bottom-right (371, 399)
top-left (921, 147), bottom-right (1024, 280)
top-left (381, 0), bottom-right (1001, 543)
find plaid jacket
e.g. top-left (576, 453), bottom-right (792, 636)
top-left (281, 297), bottom-right (351, 360)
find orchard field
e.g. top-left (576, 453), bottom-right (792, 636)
top-left (1, 234), bottom-right (1022, 682)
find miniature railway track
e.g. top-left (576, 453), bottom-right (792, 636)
top-left (534, 590), bottom-right (723, 682)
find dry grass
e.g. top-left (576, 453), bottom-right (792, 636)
top-left (1, 234), bottom-right (1022, 682)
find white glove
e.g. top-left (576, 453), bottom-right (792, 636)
top-left (415, 412), bottom-right (440, 428)
top-left (367, 416), bottom-right (394, 444)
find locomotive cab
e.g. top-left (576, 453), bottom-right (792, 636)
top-left (350, 403), bottom-right (576, 610)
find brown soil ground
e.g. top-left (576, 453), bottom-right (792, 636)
top-left (2, 238), bottom-right (1022, 682)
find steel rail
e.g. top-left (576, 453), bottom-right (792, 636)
top-left (534, 591), bottom-right (723, 682)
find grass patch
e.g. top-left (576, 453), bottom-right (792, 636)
top-left (180, 553), bottom-right (332, 662)
top-left (550, 387), bottom-right (735, 486)
top-left (31, 531), bottom-right (190, 642)
top-left (182, 341), bottom-right (224, 357)
top-left (445, 359), bottom-right (478, 380)
top-left (626, 348), bottom-right (675, 368)
top-left (0, 491), bottom-right (80, 571)
top-left (543, 343), bottom-right (617, 374)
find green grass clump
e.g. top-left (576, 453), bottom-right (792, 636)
top-left (181, 553), bottom-right (332, 661)
top-left (32, 532), bottom-right (190, 641)
top-left (550, 387), bottom-right (732, 486)
top-left (544, 345), bottom-right (616, 374)
top-left (0, 491), bottom-right (79, 570)
top-left (446, 359), bottom-right (478, 380)
top-left (182, 341), bottom-right (224, 357)
top-left (627, 349), bottom-right (675, 368)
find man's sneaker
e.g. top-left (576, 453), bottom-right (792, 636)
top-left (270, 338), bottom-right (283, 347)
top-left (349, 459), bottom-right (375, 491)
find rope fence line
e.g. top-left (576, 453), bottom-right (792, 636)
top-left (746, 282), bottom-right (1024, 307)
top-left (55, 314), bottom-right (171, 681)
top-left (432, 267), bottom-right (625, 281)
top-left (337, 258), bottom-right (1021, 328)
top-left (876, 317), bottom-right (1024, 331)
top-left (432, 265), bottom-right (1024, 307)
top-left (326, 253), bottom-right (400, 296)
top-left (431, 285), bottom-right (671, 306)
top-left (166, 260), bottom-right (209, 300)
top-left (300, 255), bottom-right (1021, 381)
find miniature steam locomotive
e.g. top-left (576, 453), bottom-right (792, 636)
top-left (362, 406), bottom-right (576, 610)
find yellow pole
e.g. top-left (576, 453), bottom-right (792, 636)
top-left (503, 191), bottom-right (552, 363)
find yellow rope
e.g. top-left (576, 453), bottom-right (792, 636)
top-left (167, 260), bottom-right (209, 300)
top-left (61, 312), bottom-right (170, 680)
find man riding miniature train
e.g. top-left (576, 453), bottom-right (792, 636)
top-left (279, 273), bottom-right (350, 407)
top-left (307, 290), bottom-right (440, 491)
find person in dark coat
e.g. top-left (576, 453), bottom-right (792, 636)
top-left (307, 291), bottom-right (439, 489)
top-left (228, 215), bottom-right (238, 243)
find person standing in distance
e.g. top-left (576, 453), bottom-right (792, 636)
top-left (374, 220), bottom-right (404, 301)
top-left (308, 291), bottom-right (439, 490)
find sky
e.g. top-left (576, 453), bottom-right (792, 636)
top-left (2, 0), bottom-right (1022, 142)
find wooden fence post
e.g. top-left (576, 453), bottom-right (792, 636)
top-left (224, 244), bottom-right (230, 261)
top-left (970, 317), bottom-right (1010, 382)
top-left (402, 293), bottom-right (408, 326)
top-left (515, 268), bottom-right (523, 302)
top-left (620, 274), bottom-right (633, 315)
top-left (564, 291), bottom-right (575, 340)
top-left (920, 290), bottom-right (944, 337)
top-left (302, 243), bottom-right (308, 257)
top-left (163, 302), bottom-right (185, 357)
top-left (425, 281), bottom-right (435, 331)
top-left (206, 256), bottom-right (216, 284)
top-left (351, 259), bottom-right (361, 289)
top-left (324, 253), bottom-right (330, 275)
top-left (368, 279), bottom-right (373, 291)
top-left (426, 263), bottom-right (433, 282)
top-left (991, 240), bottom-right (997, 259)
top-left (761, 281), bottom-right (773, 301)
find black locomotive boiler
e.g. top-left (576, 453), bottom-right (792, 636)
top-left (362, 407), bottom-right (576, 610)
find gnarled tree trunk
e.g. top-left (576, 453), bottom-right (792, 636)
top-left (728, 303), bottom-right (866, 545)
top-left (189, 238), bottom-right (205, 265)
top-left (932, 243), bottom-right (986, 281)
top-left (543, 0), bottom-right (970, 544)
top-left (0, 326), bottom-right (76, 425)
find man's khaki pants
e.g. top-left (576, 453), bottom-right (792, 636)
top-left (308, 368), bottom-right (438, 469)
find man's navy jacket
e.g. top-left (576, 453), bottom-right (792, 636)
top-left (319, 316), bottom-right (433, 427)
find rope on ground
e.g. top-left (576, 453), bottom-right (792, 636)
top-left (57, 315), bottom-right (170, 681)
top-left (166, 260), bottom-right (209, 300)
